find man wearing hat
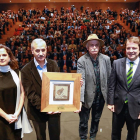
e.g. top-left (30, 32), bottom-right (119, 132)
top-left (77, 34), bottom-right (111, 140)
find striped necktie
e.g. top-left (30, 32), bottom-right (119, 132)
top-left (125, 62), bottom-right (134, 103)
top-left (127, 62), bottom-right (134, 87)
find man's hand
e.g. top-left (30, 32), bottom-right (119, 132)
top-left (74, 102), bottom-right (82, 113)
top-left (80, 78), bottom-right (83, 87)
top-left (107, 105), bottom-right (115, 112)
top-left (138, 113), bottom-right (140, 119)
top-left (47, 111), bottom-right (61, 115)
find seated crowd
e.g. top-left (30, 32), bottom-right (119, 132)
top-left (2, 6), bottom-right (139, 71)
top-left (120, 8), bottom-right (140, 35)
top-left (0, 10), bottom-right (18, 38)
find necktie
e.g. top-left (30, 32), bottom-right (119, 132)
top-left (125, 62), bottom-right (134, 103)
top-left (127, 62), bottom-right (134, 87)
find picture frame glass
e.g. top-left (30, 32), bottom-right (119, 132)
top-left (53, 84), bottom-right (70, 101)
top-left (49, 80), bottom-right (74, 105)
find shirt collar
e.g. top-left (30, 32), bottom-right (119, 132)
top-left (126, 57), bottom-right (139, 65)
top-left (34, 57), bottom-right (47, 68)
top-left (89, 52), bottom-right (99, 63)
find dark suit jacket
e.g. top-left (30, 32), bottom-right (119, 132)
top-left (70, 60), bottom-right (77, 70)
top-left (59, 60), bottom-right (71, 70)
top-left (59, 51), bottom-right (69, 60)
top-left (51, 52), bottom-right (59, 60)
top-left (21, 59), bottom-right (59, 122)
top-left (107, 57), bottom-right (140, 120)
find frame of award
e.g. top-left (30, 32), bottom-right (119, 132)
top-left (41, 72), bottom-right (81, 112)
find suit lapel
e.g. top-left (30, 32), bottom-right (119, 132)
top-left (30, 60), bottom-right (42, 86)
top-left (99, 54), bottom-right (104, 81)
top-left (47, 59), bottom-right (53, 72)
top-left (30, 59), bottom-right (53, 86)
top-left (121, 58), bottom-right (128, 89)
top-left (85, 53), bottom-right (96, 84)
top-left (128, 59), bottom-right (140, 89)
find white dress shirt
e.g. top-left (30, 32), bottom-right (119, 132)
top-left (126, 57), bottom-right (139, 78)
top-left (34, 57), bottom-right (47, 79)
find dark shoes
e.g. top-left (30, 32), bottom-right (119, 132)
top-left (90, 138), bottom-right (96, 140)
top-left (80, 138), bottom-right (96, 140)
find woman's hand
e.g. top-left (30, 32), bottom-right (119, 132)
top-left (14, 111), bottom-right (19, 118)
top-left (5, 114), bottom-right (17, 124)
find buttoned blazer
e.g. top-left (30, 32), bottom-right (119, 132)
top-left (21, 59), bottom-right (59, 122)
top-left (77, 53), bottom-right (111, 109)
top-left (107, 57), bottom-right (140, 119)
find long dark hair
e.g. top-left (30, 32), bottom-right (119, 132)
top-left (0, 44), bottom-right (19, 70)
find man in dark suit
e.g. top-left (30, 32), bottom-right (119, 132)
top-left (51, 48), bottom-right (59, 60)
top-left (107, 36), bottom-right (140, 140)
top-left (59, 46), bottom-right (69, 60)
top-left (59, 55), bottom-right (70, 72)
top-left (70, 55), bottom-right (77, 70)
top-left (21, 38), bottom-right (60, 140)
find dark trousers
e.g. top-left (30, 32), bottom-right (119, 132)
top-left (79, 95), bottom-right (105, 139)
top-left (112, 104), bottom-right (137, 140)
top-left (32, 114), bottom-right (60, 140)
top-left (14, 129), bottom-right (22, 140)
top-left (135, 119), bottom-right (140, 140)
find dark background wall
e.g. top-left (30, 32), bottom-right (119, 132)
top-left (0, 2), bottom-right (138, 13)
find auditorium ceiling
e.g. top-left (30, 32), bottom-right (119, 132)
top-left (0, 0), bottom-right (139, 3)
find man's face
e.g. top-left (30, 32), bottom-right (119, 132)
top-left (126, 41), bottom-right (140, 61)
top-left (87, 40), bottom-right (100, 56)
top-left (15, 50), bottom-right (18, 54)
top-left (32, 44), bottom-right (47, 63)
top-left (54, 55), bottom-right (57, 60)
top-left (71, 49), bottom-right (74, 53)
top-left (72, 56), bottom-right (75, 60)
top-left (63, 55), bottom-right (66, 60)
top-left (63, 47), bottom-right (66, 51)
top-left (54, 48), bottom-right (57, 52)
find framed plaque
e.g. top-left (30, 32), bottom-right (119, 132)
top-left (41, 72), bottom-right (81, 112)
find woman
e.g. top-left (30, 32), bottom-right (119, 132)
top-left (0, 45), bottom-right (32, 140)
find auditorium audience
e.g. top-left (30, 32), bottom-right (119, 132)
top-left (1, 6), bottom-right (139, 71)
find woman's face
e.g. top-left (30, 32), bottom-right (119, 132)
top-left (0, 48), bottom-right (10, 66)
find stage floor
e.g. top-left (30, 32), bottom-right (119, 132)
top-left (23, 98), bottom-right (140, 140)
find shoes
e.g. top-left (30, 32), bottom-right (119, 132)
top-left (80, 137), bottom-right (96, 140)
top-left (90, 138), bottom-right (96, 140)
